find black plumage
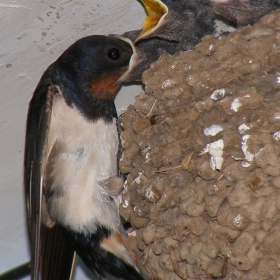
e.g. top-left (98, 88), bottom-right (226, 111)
top-left (24, 35), bottom-right (144, 280)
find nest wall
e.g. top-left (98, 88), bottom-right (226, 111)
top-left (120, 10), bottom-right (280, 280)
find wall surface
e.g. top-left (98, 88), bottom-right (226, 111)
top-left (0, 0), bottom-right (145, 278)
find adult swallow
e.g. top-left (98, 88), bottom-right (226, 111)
top-left (24, 35), bottom-right (144, 280)
top-left (121, 0), bottom-right (280, 82)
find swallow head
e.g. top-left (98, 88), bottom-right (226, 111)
top-left (55, 35), bottom-right (134, 98)
top-left (44, 35), bottom-right (135, 121)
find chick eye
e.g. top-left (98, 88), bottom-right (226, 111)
top-left (107, 48), bottom-right (120, 60)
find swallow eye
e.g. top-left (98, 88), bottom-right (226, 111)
top-left (107, 48), bottom-right (120, 60)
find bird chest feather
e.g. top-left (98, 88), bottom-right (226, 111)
top-left (42, 95), bottom-right (121, 233)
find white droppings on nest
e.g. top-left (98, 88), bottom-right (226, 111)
top-left (120, 133), bottom-right (125, 146)
top-left (183, 64), bottom-right (192, 70)
top-left (210, 88), bottom-right (225, 100)
top-left (134, 206), bottom-right (142, 215)
top-left (273, 131), bottom-right (280, 140)
top-left (233, 214), bottom-right (244, 228)
top-left (204, 125), bottom-right (223, 136)
top-left (161, 78), bottom-right (176, 89)
top-left (145, 152), bottom-right (151, 162)
top-left (143, 146), bottom-right (151, 163)
top-left (122, 199), bottom-right (129, 208)
top-left (238, 123), bottom-right (252, 134)
top-left (133, 171), bottom-right (143, 184)
top-left (123, 179), bottom-right (128, 193)
top-left (145, 187), bottom-right (157, 202)
top-left (241, 135), bottom-right (255, 167)
top-left (201, 139), bottom-right (224, 170)
top-left (231, 97), bottom-right (241, 112)
top-left (271, 112), bottom-right (280, 120)
top-left (209, 184), bottom-right (219, 193)
top-left (276, 76), bottom-right (280, 84)
top-left (128, 230), bottom-right (137, 237)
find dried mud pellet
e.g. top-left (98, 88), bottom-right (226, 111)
top-left (252, 185), bottom-right (276, 198)
top-left (178, 241), bottom-right (190, 262)
top-left (163, 237), bottom-right (178, 254)
top-left (275, 190), bottom-right (280, 211)
top-left (247, 243), bottom-right (262, 266)
top-left (135, 228), bottom-right (147, 252)
top-left (271, 176), bottom-right (280, 188)
top-left (206, 257), bottom-right (227, 278)
top-left (127, 232), bottom-right (138, 251)
top-left (264, 160), bottom-right (280, 177)
top-left (185, 243), bottom-right (203, 265)
top-left (152, 238), bottom-right (164, 256)
top-left (227, 181), bottom-right (252, 207)
top-left (132, 117), bottom-right (151, 135)
top-left (223, 162), bottom-right (251, 182)
top-left (185, 201), bottom-right (206, 217)
top-left (263, 231), bottom-right (280, 255)
top-left (254, 229), bottom-right (268, 243)
top-left (158, 253), bottom-right (174, 272)
top-left (230, 255), bottom-right (254, 271)
top-left (194, 189), bottom-right (205, 204)
top-left (203, 240), bottom-right (219, 259)
top-left (134, 93), bottom-right (158, 116)
top-left (169, 246), bottom-right (187, 279)
top-left (142, 224), bottom-right (157, 245)
top-left (233, 232), bottom-right (254, 255)
top-left (255, 144), bottom-right (278, 169)
top-left (145, 184), bottom-right (162, 203)
top-left (218, 206), bottom-right (250, 231)
top-left (131, 212), bottom-right (149, 229)
top-left (205, 194), bottom-right (225, 217)
top-left (241, 198), bottom-right (264, 222)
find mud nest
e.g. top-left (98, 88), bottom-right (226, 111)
top-left (120, 10), bottom-right (280, 280)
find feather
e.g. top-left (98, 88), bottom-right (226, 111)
top-left (24, 80), bottom-right (76, 279)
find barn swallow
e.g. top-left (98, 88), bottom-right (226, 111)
top-left (211, 0), bottom-right (280, 26)
top-left (121, 0), bottom-right (280, 82)
top-left (122, 0), bottom-right (215, 82)
top-left (135, 0), bottom-right (280, 40)
top-left (24, 35), bottom-right (145, 280)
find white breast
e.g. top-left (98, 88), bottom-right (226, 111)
top-left (44, 96), bottom-right (121, 233)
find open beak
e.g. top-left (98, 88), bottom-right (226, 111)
top-left (135, 0), bottom-right (168, 42)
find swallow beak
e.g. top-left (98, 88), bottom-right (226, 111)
top-left (110, 35), bottom-right (140, 84)
top-left (135, 0), bottom-right (168, 42)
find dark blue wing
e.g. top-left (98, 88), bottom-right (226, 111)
top-left (24, 79), bottom-right (76, 280)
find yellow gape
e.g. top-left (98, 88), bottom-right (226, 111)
top-left (136, 0), bottom-right (168, 42)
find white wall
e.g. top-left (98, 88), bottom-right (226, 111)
top-left (0, 0), bottom-right (145, 278)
